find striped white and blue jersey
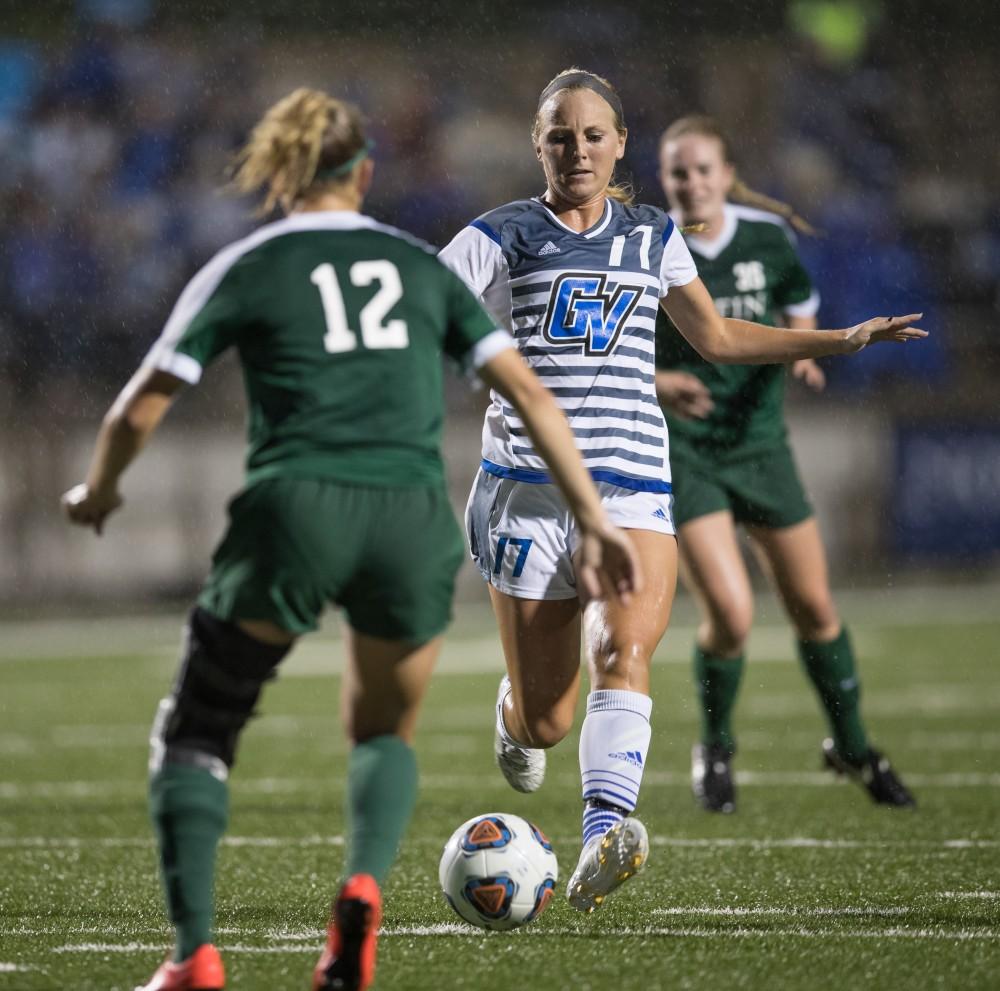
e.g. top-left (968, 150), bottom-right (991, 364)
top-left (440, 197), bottom-right (698, 493)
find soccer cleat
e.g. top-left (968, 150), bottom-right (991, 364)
top-left (313, 873), bottom-right (382, 991)
top-left (822, 738), bottom-right (916, 807)
top-left (494, 675), bottom-right (545, 793)
top-left (566, 816), bottom-right (649, 913)
top-left (691, 742), bottom-right (736, 814)
top-left (134, 944), bottom-right (224, 991)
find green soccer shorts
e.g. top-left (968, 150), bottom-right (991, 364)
top-left (670, 441), bottom-right (814, 530)
top-left (198, 477), bottom-right (465, 642)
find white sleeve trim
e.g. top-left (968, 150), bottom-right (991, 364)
top-left (659, 225), bottom-right (700, 295)
top-left (439, 226), bottom-right (512, 330)
top-left (156, 243), bottom-right (245, 353)
top-left (783, 289), bottom-right (821, 318)
top-left (145, 348), bottom-right (204, 385)
top-left (467, 329), bottom-right (516, 371)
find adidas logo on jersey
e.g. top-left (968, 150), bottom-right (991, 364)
top-left (609, 750), bottom-right (644, 768)
top-left (538, 241), bottom-right (561, 256)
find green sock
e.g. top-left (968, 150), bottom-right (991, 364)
top-left (345, 735), bottom-right (418, 885)
top-left (798, 626), bottom-right (868, 764)
top-left (149, 764), bottom-right (229, 961)
top-left (693, 647), bottom-right (745, 754)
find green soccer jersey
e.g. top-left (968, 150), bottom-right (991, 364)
top-left (145, 212), bottom-right (508, 487)
top-left (655, 204), bottom-right (819, 455)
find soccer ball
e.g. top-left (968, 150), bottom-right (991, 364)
top-left (439, 812), bottom-right (558, 931)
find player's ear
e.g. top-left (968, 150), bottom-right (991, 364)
top-left (722, 159), bottom-right (735, 191)
top-left (357, 156), bottom-right (375, 197)
top-left (615, 127), bottom-right (627, 161)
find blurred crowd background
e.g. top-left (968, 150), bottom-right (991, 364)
top-left (2, 0), bottom-right (999, 605)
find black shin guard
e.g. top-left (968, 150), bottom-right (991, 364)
top-left (151, 607), bottom-right (292, 776)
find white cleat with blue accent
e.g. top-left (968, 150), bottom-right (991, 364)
top-left (494, 675), bottom-right (546, 793)
top-left (566, 817), bottom-right (649, 913)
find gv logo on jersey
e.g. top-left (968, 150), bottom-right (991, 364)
top-left (542, 272), bottom-right (644, 355)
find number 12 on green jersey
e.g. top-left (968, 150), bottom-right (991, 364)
top-left (310, 260), bottom-right (410, 353)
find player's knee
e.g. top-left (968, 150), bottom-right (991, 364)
top-left (589, 640), bottom-right (653, 689)
top-left (519, 709), bottom-right (574, 749)
top-left (585, 614), bottom-right (656, 688)
top-left (702, 603), bottom-right (752, 655)
top-left (345, 709), bottom-right (415, 746)
top-left (150, 607), bottom-right (291, 777)
top-left (788, 595), bottom-right (839, 641)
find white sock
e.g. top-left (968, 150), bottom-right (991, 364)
top-left (579, 689), bottom-right (652, 845)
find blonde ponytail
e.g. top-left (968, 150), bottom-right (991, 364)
top-left (728, 178), bottom-right (821, 237)
top-left (229, 88), bottom-right (368, 215)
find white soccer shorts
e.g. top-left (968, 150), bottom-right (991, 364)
top-left (465, 468), bottom-right (675, 600)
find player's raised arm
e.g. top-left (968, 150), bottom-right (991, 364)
top-left (476, 347), bottom-right (643, 604)
top-left (61, 367), bottom-right (185, 534)
top-left (661, 277), bottom-right (926, 364)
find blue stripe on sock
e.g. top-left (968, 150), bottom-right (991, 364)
top-left (582, 805), bottom-right (624, 845)
top-left (582, 768), bottom-right (642, 784)
top-left (585, 815), bottom-right (620, 832)
top-left (581, 773), bottom-right (640, 797)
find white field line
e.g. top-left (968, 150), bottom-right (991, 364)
top-left (3, 835), bottom-right (1000, 852)
top-left (6, 724), bottom-right (1000, 758)
top-left (2, 770), bottom-right (999, 802)
top-left (735, 730), bottom-right (1000, 752)
top-left (2, 925), bottom-right (304, 937)
top-left (10, 726), bottom-right (1000, 757)
top-left (940, 891), bottom-right (1000, 898)
top-left (649, 837), bottom-right (1000, 850)
top-left (0, 836), bottom-right (345, 849)
top-left (48, 925), bottom-right (1000, 953)
top-left (652, 907), bottom-right (912, 917)
top-left (0, 964), bottom-right (31, 972)
top-left (12, 912), bottom-right (997, 941)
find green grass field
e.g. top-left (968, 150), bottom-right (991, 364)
top-left (2, 588), bottom-right (999, 990)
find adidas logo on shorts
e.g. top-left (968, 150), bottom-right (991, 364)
top-left (538, 241), bottom-right (561, 256)
top-left (652, 507), bottom-right (669, 521)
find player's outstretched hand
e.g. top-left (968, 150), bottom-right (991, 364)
top-left (655, 370), bottom-right (714, 420)
top-left (792, 359), bottom-right (826, 392)
top-left (61, 483), bottom-right (124, 535)
top-left (844, 313), bottom-right (927, 352)
top-left (577, 522), bottom-right (643, 606)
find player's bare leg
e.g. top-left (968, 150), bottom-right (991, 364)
top-left (488, 591), bottom-right (582, 792)
top-left (568, 530), bottom-right (675, 911)
top-left (747, 517), bottom-right (839, 641)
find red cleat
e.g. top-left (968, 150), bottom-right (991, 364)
top-left (313, 873), bottom-right (382, 991)
top-left (135, 943), bottom-right (224, 991)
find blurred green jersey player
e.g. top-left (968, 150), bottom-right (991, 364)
top-left (62, 87), bottom-right (642, 991)
top-left (655, 115), bottom-right (915, 815)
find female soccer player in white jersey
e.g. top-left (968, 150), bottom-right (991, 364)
top-left (440, 67), bottom-right (925, 913)
top-left (62, 88), bottom-right (640, 991)
top-left (655, 115), bottom-right (914, 813)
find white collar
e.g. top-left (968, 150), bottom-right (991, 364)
top-left (536, 197), bottom-right (614, 239)
top-left (681, 203), bottom-right (738, 260)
